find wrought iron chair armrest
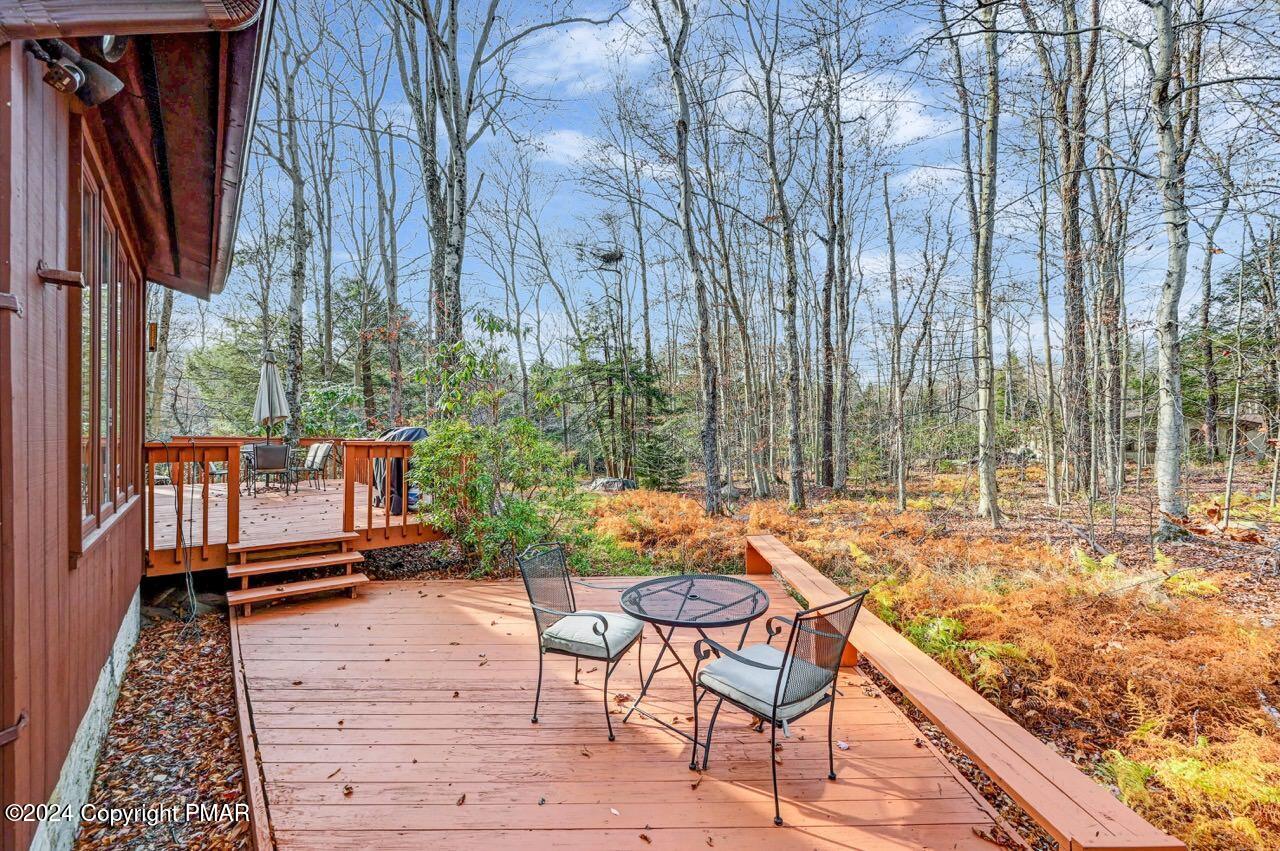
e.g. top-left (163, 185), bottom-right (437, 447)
top-left (693, 636), bottom-right (783, 669)
top-left (529, 604), bottom-right (610, 635)
top-left (764, 615), bottom-right (793, 644)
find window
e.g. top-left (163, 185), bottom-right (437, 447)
top-left (77, 134), bottom-right (140, 540)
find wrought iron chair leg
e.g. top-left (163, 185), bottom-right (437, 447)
top-left (827, 692), bottom-right (838, 780)
top-left (771, 720), bottom-right (783, 826)
top-left (701, 697), bottom-right (724, 770)
top-left (604, 658), bottom-right (615, 741)
top-left (531, 649), bottom-right (544, 724)
top-left (574, 659), bottom-right (580, 685)
top-left (689, 683), bottom-right (700, 770)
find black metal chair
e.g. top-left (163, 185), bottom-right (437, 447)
top-left (248, 443), bottom-right (294, 496)
top-left (692, 590), bottom-right (868, 826)
top-left (517, 543), bottom-right (644, 741)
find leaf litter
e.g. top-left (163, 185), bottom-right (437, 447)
top-left (73, 613), bottom-right (247, 850)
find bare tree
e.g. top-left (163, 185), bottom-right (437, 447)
top-left (259, 0), bottom-right (325, 441)
top-left (647, 0), bottom-right (723, 514)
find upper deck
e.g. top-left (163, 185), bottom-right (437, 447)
top-left (144, 437), bottom-right (443, 576)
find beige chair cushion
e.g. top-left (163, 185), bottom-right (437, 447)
top-left (541, 611), bottom-right (643, 660)
top-left (697, 643), bottom-right (832, 721)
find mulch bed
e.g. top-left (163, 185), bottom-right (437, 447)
top-left (74, 610), bottom-right (248, 850)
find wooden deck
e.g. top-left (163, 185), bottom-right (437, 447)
top-left (146, 480), bottom-right (444, 576)
top-left (150, 481), bottom-right (405, 550)
top-left (145, 437), bottom-right (442, 576)
top-left (230, 577), bottom-right (1007, 849)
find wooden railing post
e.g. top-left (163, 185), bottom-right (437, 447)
top-left (342, 442), bottom-right (356, 534)
top-left (200, 447), bottom-right (210, 559)
top-left (225, 444), bottom-right (240, 547)
top-left (172, 455), bottom-right (184, 559)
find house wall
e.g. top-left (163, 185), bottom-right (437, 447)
top-left (0, 44), bottom-right (146, 850)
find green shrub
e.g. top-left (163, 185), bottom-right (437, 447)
top-left (409, 417), bottom-right (583, 573)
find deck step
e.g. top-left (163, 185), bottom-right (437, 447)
top-left (227, 530), bottom-right (359, 555)
top-left (227, 550), bottom-right (364, 579)
top-left (228, 573), bottom-right (369, 609)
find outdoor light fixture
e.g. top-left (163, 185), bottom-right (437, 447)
top-left (25, 39), bottom-right (124, 108)
top-left (97, 35), bottom-right (131, 64)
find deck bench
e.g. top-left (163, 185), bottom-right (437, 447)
top-left (745, 534), bottom-right (1185, 851)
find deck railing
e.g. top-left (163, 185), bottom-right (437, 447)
top-left (144, 435), bottom-right (431, 573)
top-left (341, 439), bottom-right (415, 543)
top-left (144, 437), bottom-right (243, 561)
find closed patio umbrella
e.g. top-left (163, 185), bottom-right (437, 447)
top-left (252, 351), bottom-right (290, 438)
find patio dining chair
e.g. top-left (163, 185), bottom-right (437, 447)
top-left (248, 442), bottom-right (294, 496)
top-left (517, 543), bottom-right (643, 741)
top-left (691, 590), bottom-right (868, 826)
top-left (297, 442), bottom-right (333, 490)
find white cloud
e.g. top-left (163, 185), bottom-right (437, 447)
top-left (513, 11), bottom-right (654, 95)
top-left (532, 128), bottom-right (599, 165)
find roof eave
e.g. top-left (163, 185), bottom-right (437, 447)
top-left (0, 1), bottom-right (263, 43)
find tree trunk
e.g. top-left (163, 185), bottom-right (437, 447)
top-left (147, 285), bottom-right (174, 436)
top-left (1150, 0), bottom-right (1197, 535)
top-left (883, 176), bottom-right (908, 511)
top-left (974, 3), bottom-right (1001, 526)
top-left (648, 0), bottom-right (721, 515)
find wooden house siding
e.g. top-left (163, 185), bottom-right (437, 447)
top-left (0, 43), bottom-right (146, 850)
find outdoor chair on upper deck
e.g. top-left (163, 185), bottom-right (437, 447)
top-left (248, 443), bottom-right (295, 496)
top-left (517, 543), bottom-right (644, 741)
top-left (692, 590), bottom-right (869, 826)
top-left (296, 443), bottom-right (333, 490)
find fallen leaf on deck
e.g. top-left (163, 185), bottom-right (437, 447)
top-left (456, 794), bottom-right (466, 806)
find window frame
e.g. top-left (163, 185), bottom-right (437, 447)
top-left (71, 119), bottom-right (144, 554)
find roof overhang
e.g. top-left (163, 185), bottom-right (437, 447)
top-left (1, 1), bottom-right (274, 299)
top-left (0, 2), bottom-right (262, 42)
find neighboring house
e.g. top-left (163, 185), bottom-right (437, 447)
top-left (0, 4), bottom-right (272, 848)
top-left (1124, 403), bottom-right (1273, 462)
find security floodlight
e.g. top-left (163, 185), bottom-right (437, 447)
top-left (27, 39), bottom-right (124, 108)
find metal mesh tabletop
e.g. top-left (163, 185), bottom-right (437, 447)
top-left (620, 575), bottom-right (770, 629)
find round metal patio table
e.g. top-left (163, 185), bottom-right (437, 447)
top-left (619, 575), bottom-right (770, 763)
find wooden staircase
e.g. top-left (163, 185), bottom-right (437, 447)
top-left (226, 531), bottom-right (369, 616)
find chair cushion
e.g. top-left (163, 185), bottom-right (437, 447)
top-left (697, 643), bottom-right (832, 721)
top-left (541, 611), bottom-right (643, 660)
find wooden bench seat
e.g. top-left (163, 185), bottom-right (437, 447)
top-left (745, 534), bottom-right (1184, 851)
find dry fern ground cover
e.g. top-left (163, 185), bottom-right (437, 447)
top-left (587, 464), bottom-right (1280, 851)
